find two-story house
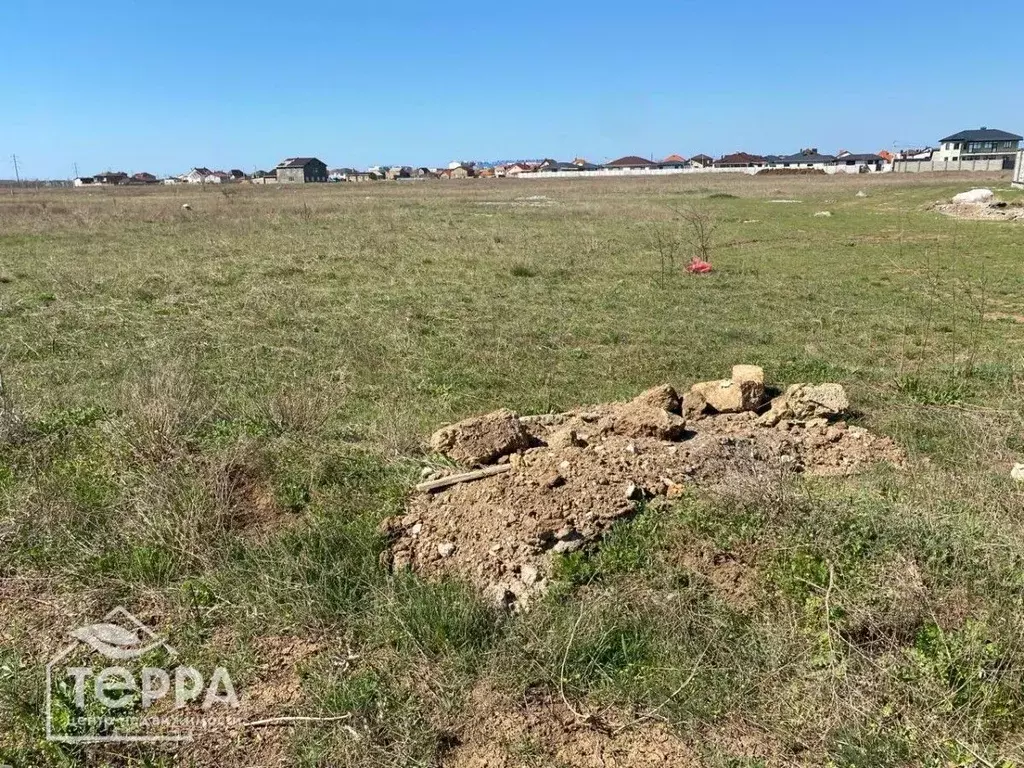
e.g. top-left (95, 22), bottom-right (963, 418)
top-left (935, 128), bottom-right (1022, 167)
top-left (275, 157), bottom-right (328, 183)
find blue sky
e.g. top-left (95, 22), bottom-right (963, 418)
top-left (1, 0), bottom-right (1021, 178)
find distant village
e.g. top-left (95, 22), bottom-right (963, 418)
top-left (72, 127), bottom-right (1022, 187)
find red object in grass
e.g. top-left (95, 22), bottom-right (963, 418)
top-left (686, 257), bottom-right (713, 274)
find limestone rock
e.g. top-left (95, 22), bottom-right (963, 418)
top-left (691, 376), bottom-right (765, 414)
top-left (1011, 463), bottom-right (1024, 482)
top-left (430, 408), bottom-right (531, 466)
top-left (732, 364), bottom-right (764, 386)
top-left (630, 384), bottom-right (682, 415)
top-left (760, 383), bottom-right (850, 425)
top-left (606, 402), bottom-right (687, 441)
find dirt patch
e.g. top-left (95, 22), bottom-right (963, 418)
top-left (447, 684), bottom-right (698, 768)
top-left (933, 201), bottom-right (1024, 221)
top-left (176, 634), bottom-right (327, 768)
top-left (676, 544), bottom-right (758, 610)
top-left (384, 381), bottom-right (903, 607)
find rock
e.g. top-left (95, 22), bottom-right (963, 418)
top-left (437, 542), bottom-right (455, 558)
top-left (546, 427), bottom-right (585, 450)
top-left (625, 483), bottom-right (645, 501)
top-left (760, 383), bottom-right (850, 425)
top-left (731, 364), bottom-right (764, 386)
top-left (543, 472), bottom-right (566, 489)
top-left (520, 564), bottom-right (539, 585)
top-left (683, 387), bottom-right (709, 417)
top-left (605, 402), bottom-right (687, 441)
top-left (952, 188), bottom-right (993, 204)
top-left (813, 211), bottom-right (832, 218)
top-left (1011, 463), bottom-right (1024, 482)
top-left (855, 191), bottom-right (867, 198)
top-left (430, 408), bottom-right (531, 466)
top-left (420, 466), bottom-right (435, 479)
top-left (691, 377), bottom-right (765, 414)
top-left (630, 384), bottom-right (682, 415)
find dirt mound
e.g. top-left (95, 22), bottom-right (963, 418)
top-left (934, 200), bottom-right (1024, 221)
top-left (383, 378), bottom-right (903, 607)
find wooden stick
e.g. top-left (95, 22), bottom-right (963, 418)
top-left (241, 714), bottom-right (351, 728)
top-left (416, 463), bottom-right (512, 492)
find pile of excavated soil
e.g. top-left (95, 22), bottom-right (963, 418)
top-left (382, 376), bottom-right (903, 607)
top-left (933, 201), bottom-right (1024, 221)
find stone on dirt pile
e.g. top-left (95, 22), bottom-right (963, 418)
top-left (689, 365), bottom-right (765, 414)
top-left (429, 408), bottom-right (531, 466)
top-left (760, 383), bottom-right (850, 425)
top-left (952, 188), bottom-right (993, 204)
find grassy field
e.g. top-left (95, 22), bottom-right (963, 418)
top-left (1, 172), bottom-right (1023, 767)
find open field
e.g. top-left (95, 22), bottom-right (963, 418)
top-left (2, 172), bottom-right (1024, 767)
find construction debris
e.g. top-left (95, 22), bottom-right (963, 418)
top-left (383, 373), bottom-right (903, 608)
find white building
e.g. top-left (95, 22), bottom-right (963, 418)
top-left (935, 127), bottom-right (1022, 164)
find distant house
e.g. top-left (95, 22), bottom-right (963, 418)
top-left (414, 167), bottom-right (436, 178)
top-left (777, 149), bottom-right (836, 169)
top-left (834, 152), bottom-right (885, 173)
top-left (250, 169), bottom-right (278, 185)
top-left (95, 171), bottom-right (129, 185)
top-left (130, 172), bottom-right (158, 184)
top-left (229, 169), bottom-right (246, 181)
top-left (605, 155), bottom-right (656, 169)
top-left (210, 171), bottom-right (231, 183)
top-left (659, 154), bottom-right (689, 169)
top-left (895, 148), bottom-right (934, 161)
top-left (505, 162), bottom-right (534, 175)
top-left (535, 161), bottom-right (584, 173)
top-left (935, 127), bottom-right (1021, 165)
top-left (275, 157), bottom-right (328, 183)
top-left (715, 152), bottom-right (766, 168)
top-left (386, 166), bottom-right (411, 180)
top-left (689, 154), bottom-right (714, 168)
top-left (328, 168), bottom-right (355, 182)
top-left (447, 164), bottom-right (474, 179)
top-left (183, 167), bottom-right (215, 184)
top-left (72, 176), bottom-right (95, 187)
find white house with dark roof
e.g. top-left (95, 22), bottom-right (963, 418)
top-left (935, 127), bottom-right (1021, 164)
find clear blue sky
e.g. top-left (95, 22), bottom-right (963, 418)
top-left (2, 0), bottom-right (1021, 178)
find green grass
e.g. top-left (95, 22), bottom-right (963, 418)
top-left (1, 173), bottom-right (1024, 766)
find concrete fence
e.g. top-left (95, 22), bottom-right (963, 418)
top-left (892, 158), bottom-right (1007, 173)
top-left (524, 164), bottom-right (889, 180)
top-left (1013, 150), bottom-right (1023, 188)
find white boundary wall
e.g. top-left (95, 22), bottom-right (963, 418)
top-left (892, 158), bottom-right (1006, 173)
top-left (1013, 150), bottom-right (1023, 188)
top-left (524, 165), bottom-right (889, 180)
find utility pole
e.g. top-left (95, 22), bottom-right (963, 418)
top-left (73, 162), bottom-right (79, 179)
top-left (11, 154), bottom-right (20, 184)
